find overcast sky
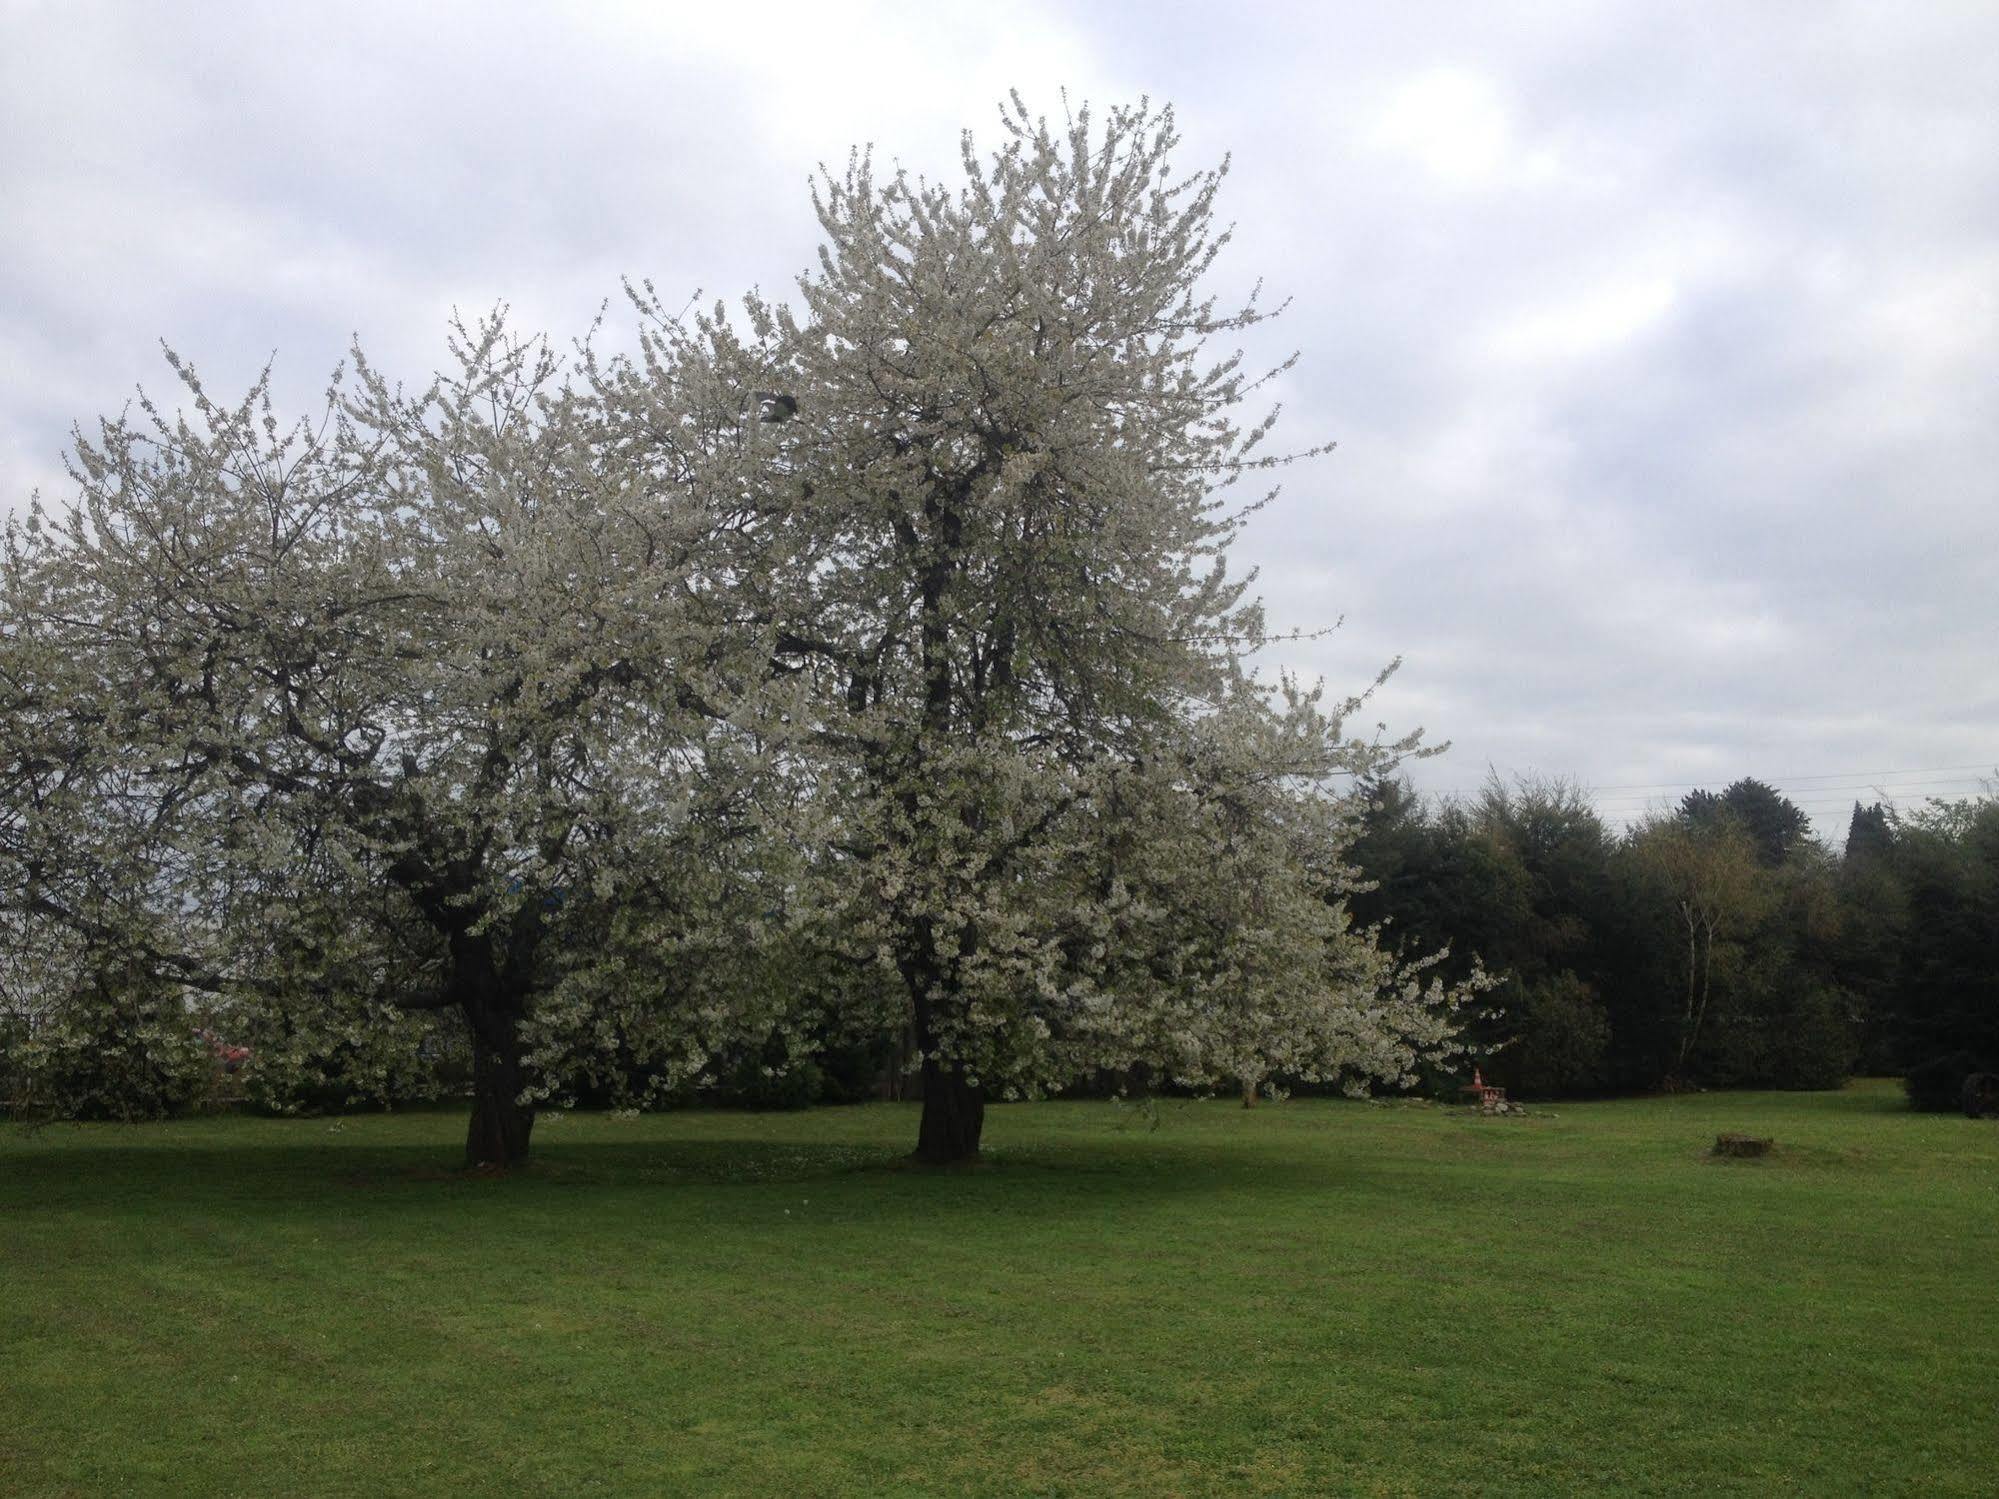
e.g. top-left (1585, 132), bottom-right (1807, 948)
top-left (4, 0), bottom-right (1993, 836)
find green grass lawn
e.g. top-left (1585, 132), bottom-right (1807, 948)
top-left (3, 1081), bottom-right (1995, 1497)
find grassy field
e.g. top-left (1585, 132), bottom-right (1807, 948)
top-left (3, 1081), bottom-right (1995, 1497)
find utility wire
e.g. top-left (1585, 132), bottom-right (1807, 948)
top-left (1421, 762), bottom-right (1995, 797)
top-left (1582, 774), bottom-right (1992, 807)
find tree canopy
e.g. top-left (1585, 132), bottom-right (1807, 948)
top-left (1680, 778), bottom-right (1813, 868)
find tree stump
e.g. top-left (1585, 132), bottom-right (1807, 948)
top-left (1712, 1133), bottom-right (1773, 1158)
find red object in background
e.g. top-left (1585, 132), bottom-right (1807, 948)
top-left (1461, 1066), bottom-right (1507, 1109)
top-left (195, 1029), bottom-right (251, 1073)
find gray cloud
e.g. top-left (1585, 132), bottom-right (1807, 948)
top-left (3, 0), bottom-right (1993, 835)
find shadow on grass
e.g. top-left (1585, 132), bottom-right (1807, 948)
top-left (0, 1124), bottom-right (1386, 1225)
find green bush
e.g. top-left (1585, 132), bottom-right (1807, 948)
top-left (720, 1052), bottom-right (825, 1111)
top-left (1501, 972), bottom-right (1611, 1098)
top-left (1904, 1050), bottom-right (1984, 1112)
top-left (1767, 986), bottom-right (1857, 1090)
top-left (815, 1038), bottom-right (891, 1104)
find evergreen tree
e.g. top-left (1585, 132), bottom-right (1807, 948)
top-left (1680, 778), bottom-right (1814, 868)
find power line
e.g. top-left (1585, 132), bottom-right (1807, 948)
top-left (1593, 788), bottom-right (1982, 822)
top-left (1421, 762), bottom-right (1995, 796)
top-left (1583, 774), bottom-right (1992, 807)
top-left (1591, 799), bottom-right (1967, 823)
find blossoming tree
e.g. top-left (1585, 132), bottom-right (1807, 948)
top-left (705, 97), bottom-right (1478, 1161)
top-left (3, 98), bottom-right (1479, 1167)
top-left (0, 316), bottom-right (790, 1164)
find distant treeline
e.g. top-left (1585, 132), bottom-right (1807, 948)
top-left (1344, 775), bottom-right (1999, 1106)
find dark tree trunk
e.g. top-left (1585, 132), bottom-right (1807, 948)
top-left (904, 928), bottom-right (984, 1164)
top-left (393, 872), bottom-right (546, 1169)
top-left (899, 482), bottom-right (983, 1168)
top-left (915, 1054), bottom-right (985, 1165)
top-left (465, 1022), bottom-right (534, 1169)
top-left (437, 912), bottom-right (543, 1169)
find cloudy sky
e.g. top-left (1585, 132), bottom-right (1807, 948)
top-left (4, 0), bottom-right (1993, 836)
